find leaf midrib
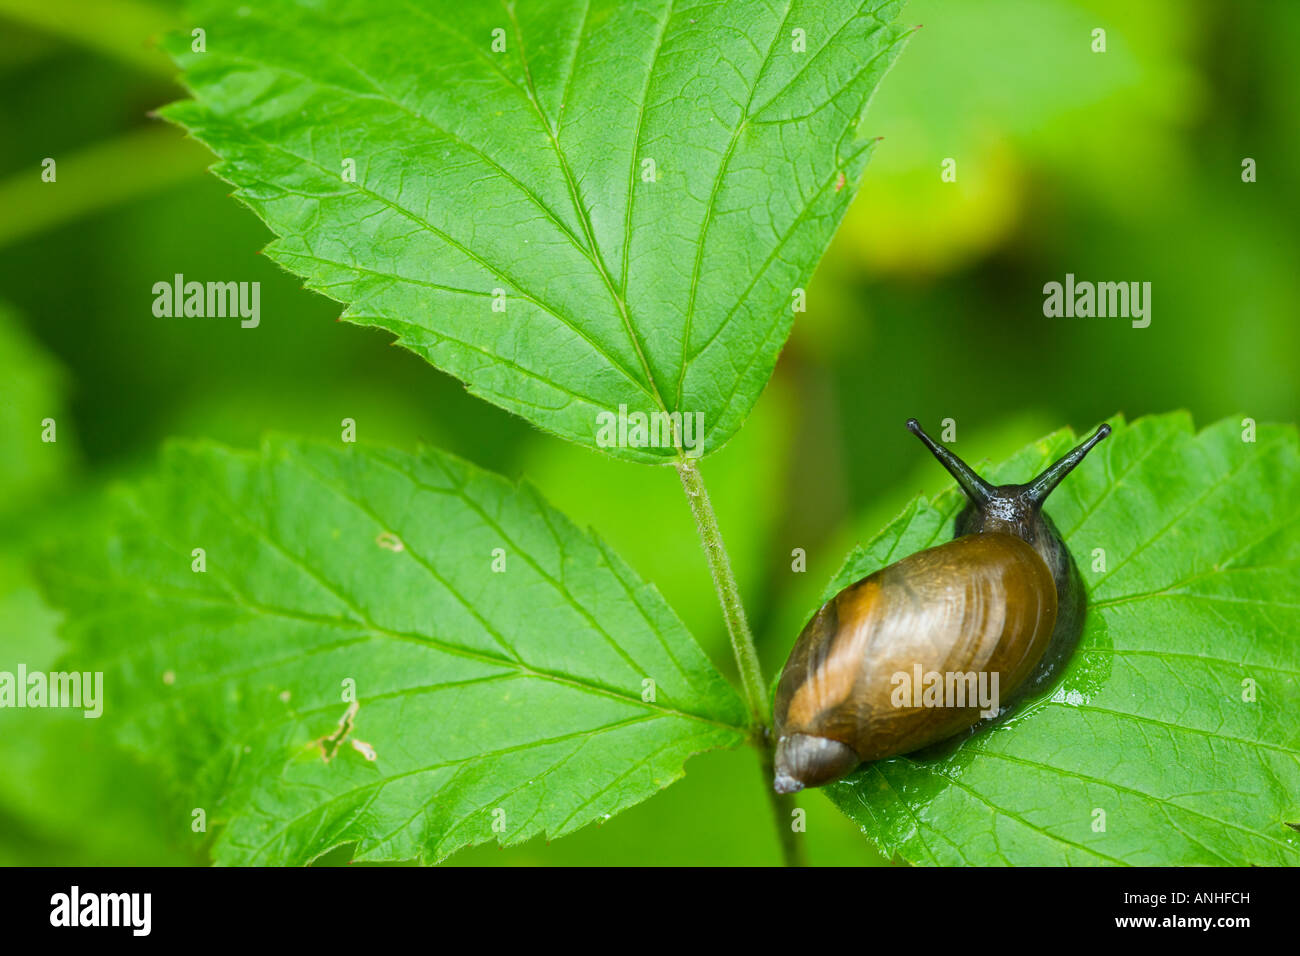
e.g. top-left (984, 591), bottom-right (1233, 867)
top-left (677, 0), bottom-right (797, 410)
top-left (109, 464), bottom-right (745, 733)
top-left (389, 0), bottom-right (674, 417)
top-left (241, 711), bottom-right (670, 862)
top-left (500, 0), bottom-right (677, 420)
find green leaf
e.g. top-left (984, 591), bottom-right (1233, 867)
top-left (41, 439), bottom-right (746, 864)
top-left (817, 413), bottom-right (1300, 866)
top-left (160, 0), bottom-right (913, 461)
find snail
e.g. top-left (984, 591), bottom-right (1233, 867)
top-left (772, 418), bottom-right (1110, 794)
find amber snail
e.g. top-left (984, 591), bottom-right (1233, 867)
top-left (772, 418), bottom-right (1110, 794)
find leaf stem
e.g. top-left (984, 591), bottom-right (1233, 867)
top-left (675, 457), bottom-right (805, 867)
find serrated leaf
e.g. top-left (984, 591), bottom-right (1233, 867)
top-left (160, 0), bottom-right (913, 461)
top-left (817, 413), bottom-right (1300, 866)
top-left (41, 439), bottom-right (746, 864)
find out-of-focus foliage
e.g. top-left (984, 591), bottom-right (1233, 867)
top-left (0, 302), bottom-right (199, 865)
top-left (1, 0), bottom-right (1296, 865)
top-left (0, 305), bottom-right (73, 516)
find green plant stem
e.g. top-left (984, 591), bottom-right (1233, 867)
top-left (675, 458), bottom-right (765, 721)
top-left (676, 457), bottom-right (805, 867)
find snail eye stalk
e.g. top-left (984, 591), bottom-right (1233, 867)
top-left (905, 418), bottom-right (993, 507)
top-left (1024, 424), bottom-right (1111, 507)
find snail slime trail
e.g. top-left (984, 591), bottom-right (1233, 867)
top-left (772, 418), bottom-right (1111, 793)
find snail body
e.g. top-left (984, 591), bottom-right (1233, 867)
top-left (772, 419), bottom-right (1110, 794)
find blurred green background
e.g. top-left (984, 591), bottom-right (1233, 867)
top-left (0, 0), bottom-right (1295, 865)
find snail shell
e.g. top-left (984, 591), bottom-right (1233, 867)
top-left (773, 419), bottom-right (1110, 793)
